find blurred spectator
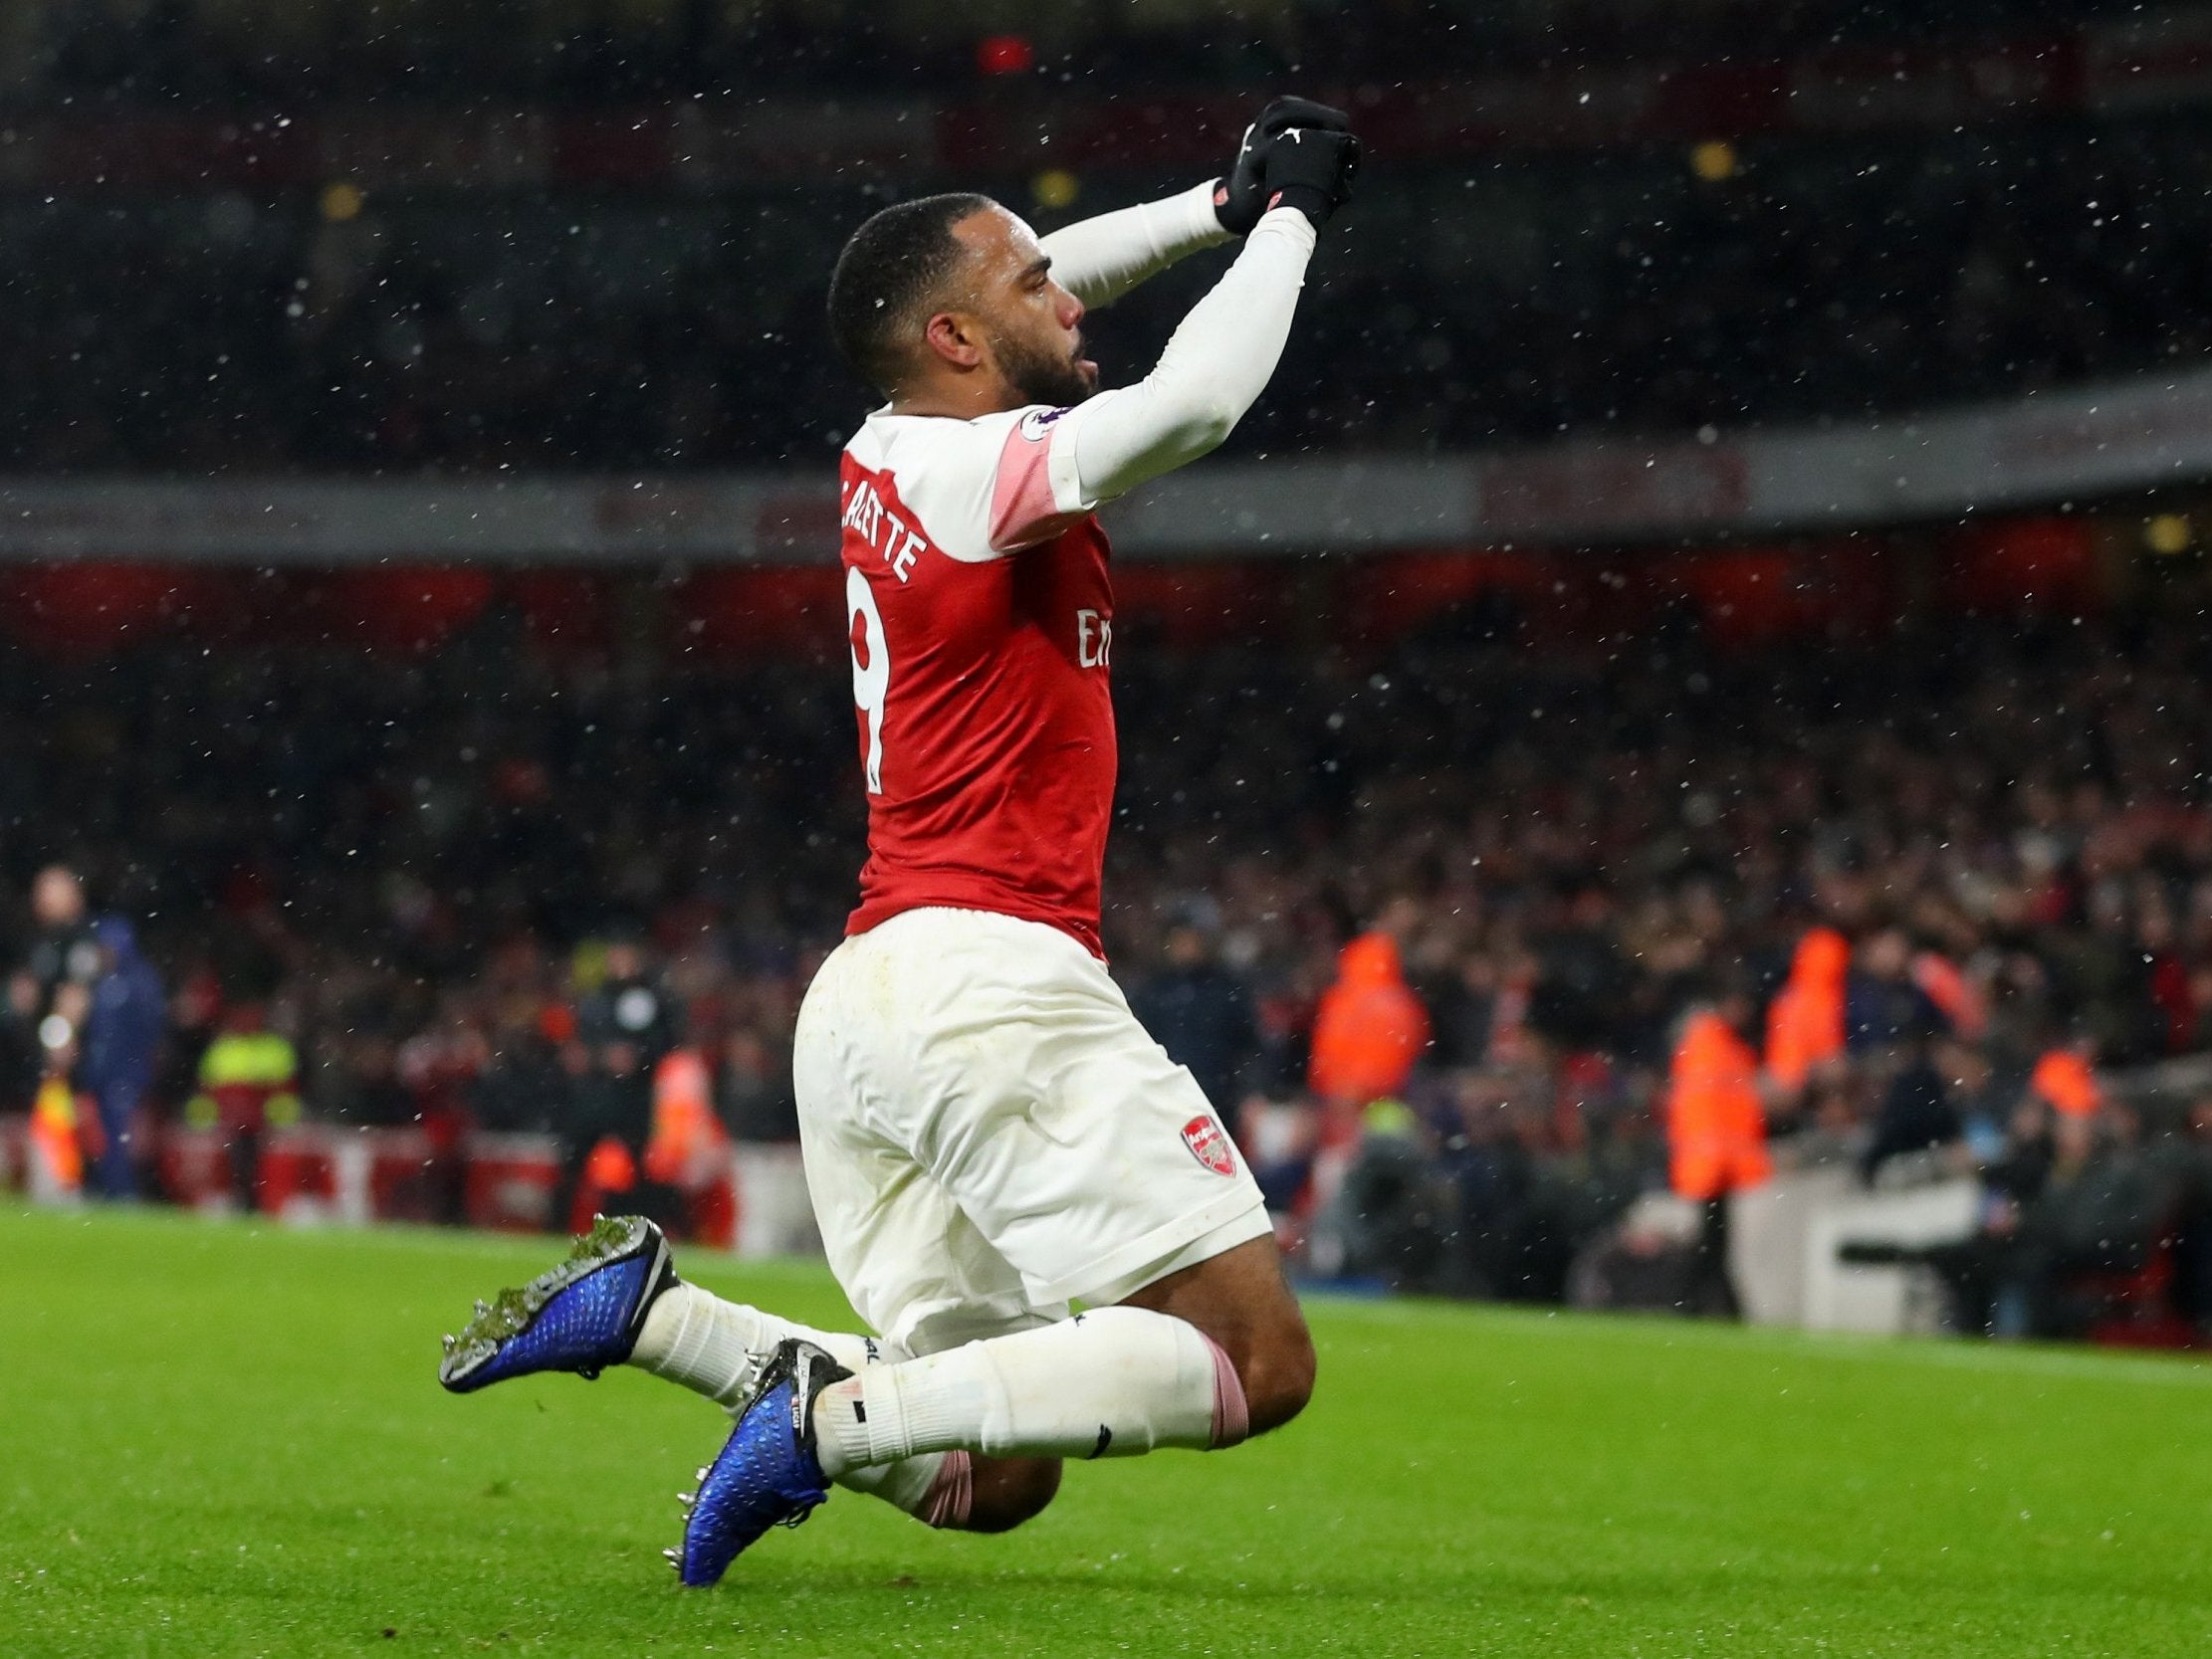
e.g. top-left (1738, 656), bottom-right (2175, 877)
top-left (25, 866), bottom-right (98, 1007)
top-left (1239, 1089), bottom-right (1322, 1220)
top-left (1306, 1098), bottom-right (1444, 1290)
top-left (9, 865), bottom-right (100, 1110)
top-left (82, 916), bottom-right (165, 1200)
top-left (2169, 1097), bottom-right (2212, 1336)
top-left (397, 1003), bottom-right (487, 1224)
top-left (472, 1000), bottom-right (572, 1138)
top-left (1846, 928), bottom-right (1945, 1052)
top-left (12, 865), bottom-right (105, 1202)
top-left (1911, 944), bottom-right (1987, 1042)
top-left (184, 1003), bottom-right (301, 1212)
top-left (1924, 1104), bottom-right (2168, 1339)
top-left (717, 1026), bottom-right (798, 1144)
top-left (1130, 904), bottom-right (1257, 1115)
top-left (1857, 1037), bottom-right (1962, 1187)
top-left (562, 933), bottom-right (679, 1230)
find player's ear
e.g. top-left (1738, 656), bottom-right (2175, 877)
top-left (921, 310), bottom-right (986, 373)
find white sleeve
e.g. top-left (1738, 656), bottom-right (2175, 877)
top-left (1037, 181), bottom-right (1233, 310)
top-left (1044, 206), bottom-right (1318, 513)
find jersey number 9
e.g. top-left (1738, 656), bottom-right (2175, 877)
top-left (847, 567), bottom-right (890, 794)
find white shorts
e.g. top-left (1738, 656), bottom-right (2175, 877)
top-left (792, 906), bottom-right (1270, 1356)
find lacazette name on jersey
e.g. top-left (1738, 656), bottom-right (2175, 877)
top-left (840, 473), bottom-right (929, 584)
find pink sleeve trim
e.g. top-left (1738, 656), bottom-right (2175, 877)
top-left (1203, 1334), bottom-right (1250, 1449)
top-left (920, 1449), bottom-right (975, 1528)
top-left (989, 418), bottom-right (1087, 552)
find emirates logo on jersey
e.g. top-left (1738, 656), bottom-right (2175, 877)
top-left (1181, 1114), bottom-right (1236, 1177)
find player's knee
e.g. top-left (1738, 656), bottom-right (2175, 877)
top-left (962, 1456), bottom-right (1061, 1533)
top-left (1236, 1316), bottom-right (1317, 1436)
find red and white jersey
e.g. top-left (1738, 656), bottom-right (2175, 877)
top-left (838, 404), bottom-right (1117, 958)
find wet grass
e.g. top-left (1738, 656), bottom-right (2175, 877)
top-left (2, 1204), bottom-right (2207, 1656)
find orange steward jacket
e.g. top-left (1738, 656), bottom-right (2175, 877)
top-left (1668, 1010), bottom-right (1772, 1200)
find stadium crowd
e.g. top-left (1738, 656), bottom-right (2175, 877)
top-left (5, 115), bottom-right (2212, 471)
top-left (2, 575), bottom-right (2209, 1342)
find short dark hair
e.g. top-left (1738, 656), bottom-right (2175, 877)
top-left (827, 192), bottom-right (995, 395)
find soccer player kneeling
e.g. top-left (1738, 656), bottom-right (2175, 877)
top-left (439, 97), bottom-right (1362, 1586)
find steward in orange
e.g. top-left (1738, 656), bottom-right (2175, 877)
top-left (644, 1045), bottom-right (725, 1187)
top-left (1307, 931), bottom-right (1430, 1109)
top-left (2029, 1046), bottom-right (2101, 1120)
top-left (1764, 927), bottom-right (1848, 1096)
top-left (642, 1043), bottom-right (737, 1246)
top-left (1666, 985), bottom-right (1771, 1316)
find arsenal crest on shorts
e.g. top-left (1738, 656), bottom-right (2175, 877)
top-left (1181, 1114), bottom-right (1236, 1176)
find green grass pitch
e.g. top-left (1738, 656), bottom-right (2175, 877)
top-left (2, 1206), bottom-right (2206, 1657)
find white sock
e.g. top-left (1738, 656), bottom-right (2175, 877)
top-left (811, 1306), bottom-right (1249, 1479)
top-left (628, 1283), bottom-right (968, 1523)
top-left (629, 1282), bottom-right (888, 1410)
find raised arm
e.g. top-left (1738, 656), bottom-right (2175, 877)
top-left (1034, 96), bottom-right (1353, 311)
top-left (1058, 207), bottom-right (1317, 505)
top-left (1059, 124), bottom-right (1361, 508)
top-left (1037, 183), bottom-right (1231, 311)
top-left (980, 114), bottom-right (1360, 555)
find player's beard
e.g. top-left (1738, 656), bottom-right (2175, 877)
top-left (992, 327), bottom-right (1098, 409)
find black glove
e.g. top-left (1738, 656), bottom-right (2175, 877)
top-left (1260, 126), bottom-right (1362, 227)
top-left (1213, 96), bottom-right (1355, 235)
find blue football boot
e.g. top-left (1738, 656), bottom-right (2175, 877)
top-left (667, 1338), bottom-right (850, 1586)
top-left (438, 1214), bottom-right (676, 1393)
